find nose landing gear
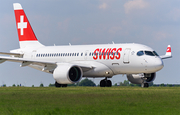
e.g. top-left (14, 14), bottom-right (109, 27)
top-left (141, 83), bottom-right (149, 88)
top-left (100, 77), bottom-right (112, 87)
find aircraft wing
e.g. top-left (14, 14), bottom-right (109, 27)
top-left (160, 45), bottom-right (172, 59)
top-left (0, 56), bottom-right (56, 66)
top-left (0, 52), bottom-right (22, 57)
top-left (0, 56), bottom-right (93, 72)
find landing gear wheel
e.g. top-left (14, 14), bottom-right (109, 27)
top-left (141, 83), bottom-right (149, 88)
top-left (62, 84), bottom-right (67, 87)
top-left (106, 80), bottom-right (112, 87)
top-left (100, 80), bottom-right (106, 87)
top-left (100, 78), bottom-right (112, 87)
top-left (55, 82), bottom-right (62, 87)
top-left (144, 83), bottom-right (149, 88)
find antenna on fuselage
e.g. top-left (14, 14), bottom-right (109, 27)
top-left (69, 43), bottom-right (71, 46)
top-left (112, 41), bottom-right (115, 44)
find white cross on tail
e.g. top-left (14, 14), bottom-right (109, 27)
top-left (18, 15), bottom-right (27, 35)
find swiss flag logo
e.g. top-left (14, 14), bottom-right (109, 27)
top-left (14, 9), bottom-right (37, 41)
top-left (18, 15), bottom-right (27, 35)
top-left (166, 47), bottom-right (171, 52)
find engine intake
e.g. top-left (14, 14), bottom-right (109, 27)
top-left (53, 63), bottom-right (83, 84)
top-left (69, 66), bottom-right (81, 82)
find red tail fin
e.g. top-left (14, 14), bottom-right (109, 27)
top-left (13, 3), bottom-right (43, 48)
top-left (14, 3), bottom-right (37, 41)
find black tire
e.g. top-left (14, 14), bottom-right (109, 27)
top-left (144, 83), bottom-right (149, 88)
top-left (106, 80), bottom-right (112, 87)
top-left (62, 84), bottom-right (67, 87)
top-left (55, 81), bottom-right (62, 87)
top-left (100, 80), bottom-right (106, 87)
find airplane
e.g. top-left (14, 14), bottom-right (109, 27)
top-left (0, 3), bottom-right (172, 88)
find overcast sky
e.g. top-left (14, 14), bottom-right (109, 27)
top-left (0, 0), bottom-right (179, 86)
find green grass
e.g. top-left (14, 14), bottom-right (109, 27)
top-left (0, 87), bottom-right (180, 115)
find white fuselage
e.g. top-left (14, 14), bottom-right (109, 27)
top-left (21, 43), bottom-right (164, 78)
top-left (0, 3), bottom-right (171, 87)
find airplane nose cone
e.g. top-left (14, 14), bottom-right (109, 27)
top-left (145, 57), bottom-right (164, 73)
top-left (155, 58), bottom-right (164, 71)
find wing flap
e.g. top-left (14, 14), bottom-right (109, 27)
top-left (0, 52), bottom-right (22, 57)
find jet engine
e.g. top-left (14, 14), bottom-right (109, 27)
top-left (53, 63), bottom-right (83, 84)
top-left (127, 73), bottom-right (156, 84)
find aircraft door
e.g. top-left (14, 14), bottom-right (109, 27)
top-left (123, 48), bottom-right (131, 64)
top-left (31, 50), bottom-right (37, 59)
top-left (84, 50), bottom-right (89, 60)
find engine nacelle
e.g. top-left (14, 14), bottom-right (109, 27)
top-left (53, 63), bottom-right (83, 84)
top-left (127, 73), bottom-right (156, 84)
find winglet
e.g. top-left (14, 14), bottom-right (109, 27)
top-left (160, 45), bottom-right (172, 59)
top-left (165, 45), bottom-right (171, 56)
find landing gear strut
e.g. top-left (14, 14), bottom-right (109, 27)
top-left (55, 81), bottom-right (67, 88)
top-left (141, 83), bottom-right (149, 88)
top-left (100, 78), bottom-right (112, 87)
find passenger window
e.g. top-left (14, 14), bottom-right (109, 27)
top-left (137, 51), bottom-right (144, 56)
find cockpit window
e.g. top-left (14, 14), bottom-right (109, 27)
top-left (137, 50), bottom-right (159, 57)
top-left (137, 51), bottom-right (144, 56)
top-left (145, 51), bottom-right (155, 56)
top-left (153, 51), bottom-right (159, 56)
